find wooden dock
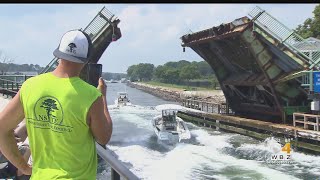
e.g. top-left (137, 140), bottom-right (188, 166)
top-left (293, 112), bottom-right (320, 131)
top-left (178, 109), bottom-right (320, 153)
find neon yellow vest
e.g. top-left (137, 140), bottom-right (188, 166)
top-left (20, 72), bottom-right (102, 180)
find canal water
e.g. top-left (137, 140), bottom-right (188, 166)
top-left (97, 83), bottom-right (320, 180)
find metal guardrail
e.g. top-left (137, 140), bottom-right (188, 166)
top-left (96, 144), bottom-right (140, 180)
top-left (0, 78), bottom-right (21, 96)
top-left (300, 71), bottom-right (318, 90)
top-left (248, 6), bottom-right (320, 69)
top-left (83, 7), bottom-right (114, 40)
top-left (0, 75), bottom-right (35, 96)
top-left (182, 99), bottom-right (233, 115)
top-left (0, 75), bottom-right (34, 83)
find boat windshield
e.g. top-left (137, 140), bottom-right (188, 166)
top-left (118, 93), bottom-right (128, 99)
top-left (117, 93), bottom-right (129, 103)
top-left (162, 110), bottom-right (176, 122)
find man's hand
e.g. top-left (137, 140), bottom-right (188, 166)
top-left (90, 77), bottom-right (113, 145)
top-left (97, 77), bottom-right (106, 97)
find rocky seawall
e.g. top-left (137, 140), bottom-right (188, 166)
top-left (126, 81), bottom-right (226, 104)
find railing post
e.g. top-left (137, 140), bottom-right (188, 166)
top-left (251, 9), bottom-right (265, 21)
top-left (226, 102), bottom-right (230, 114)
top-left (111, 168), bottom-right (121, 180)
top-left (316, 116), bottom-right (319, 131)
top-left (281, 31), bottom-right (294, 43)
top-left (310, 70), bottom-right (313, 92)
top-left (304, 115), bottom-right (307, 129)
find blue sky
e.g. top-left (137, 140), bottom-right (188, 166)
top-left (0, 4), bottom-right (318, 73)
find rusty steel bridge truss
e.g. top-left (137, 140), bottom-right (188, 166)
top-left (181, 6), bottom-right (318, 123)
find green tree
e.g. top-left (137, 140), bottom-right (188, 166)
top-left (40, 98), bottom-right (59, 123)
top-left (128, 59), bottom-right (216, 87)
top-left (127, 65), bottom-right (138, 81)
top-left (179, 64), bottom-right (201, 85)
top-left (164, 60), bottom-right (190, 69)
top-left (154, 65), bottom-right (166, 81)
top-left (209, 74), bottom-right (219, 89)
top-left (127, 65), bottom-right (136, 77)
top-left (196, 61), bottom-right (214, 78)
top-left (163, 68), bottom-right (180, 84)
top-left (136, 63), bottom-right (154, 81)
top-left (295, 5), bottom-right (320, 39)
top-left (127, 63), bottom-right (154, 81)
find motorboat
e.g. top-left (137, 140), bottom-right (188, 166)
top-left (120, 78), bottom-right (127, 83)
top-left (116, 92), bottom-right (131, 107)
top-left (110, 79), bottom-right (118, 83)
top-left (152, 104), bottom-right (191, 144)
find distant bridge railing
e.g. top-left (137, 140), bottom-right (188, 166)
top-left (0, 75), bottom-right (35, 96)
top-left (249, 6), bottom-right (320, 69)
top-left (0, 75), bottom-right (34, 83)
top-left (0, 78), bottom-right (20, 96)
top-left (182, 99), bottom-right (233, 115)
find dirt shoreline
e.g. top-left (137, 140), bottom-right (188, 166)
top-left (126, 81), bottom-right (226, 104)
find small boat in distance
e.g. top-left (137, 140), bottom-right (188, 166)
top-left (152, 104), bottom-right (191, 144)
top-left (110, 79), bottom-right (118, 83)
top-left (116, 92), bottom-right (131, 107)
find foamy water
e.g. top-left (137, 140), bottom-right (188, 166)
top-left (97, 83), bottom-right (320, 180)
top-left (97, 104), bottom-right (319, 180)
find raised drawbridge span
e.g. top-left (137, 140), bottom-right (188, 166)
top-left (181, 6), bottom-right (320, 123)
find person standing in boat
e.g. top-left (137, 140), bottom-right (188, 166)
top-left (0, 29), bottom-right (113, 179)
